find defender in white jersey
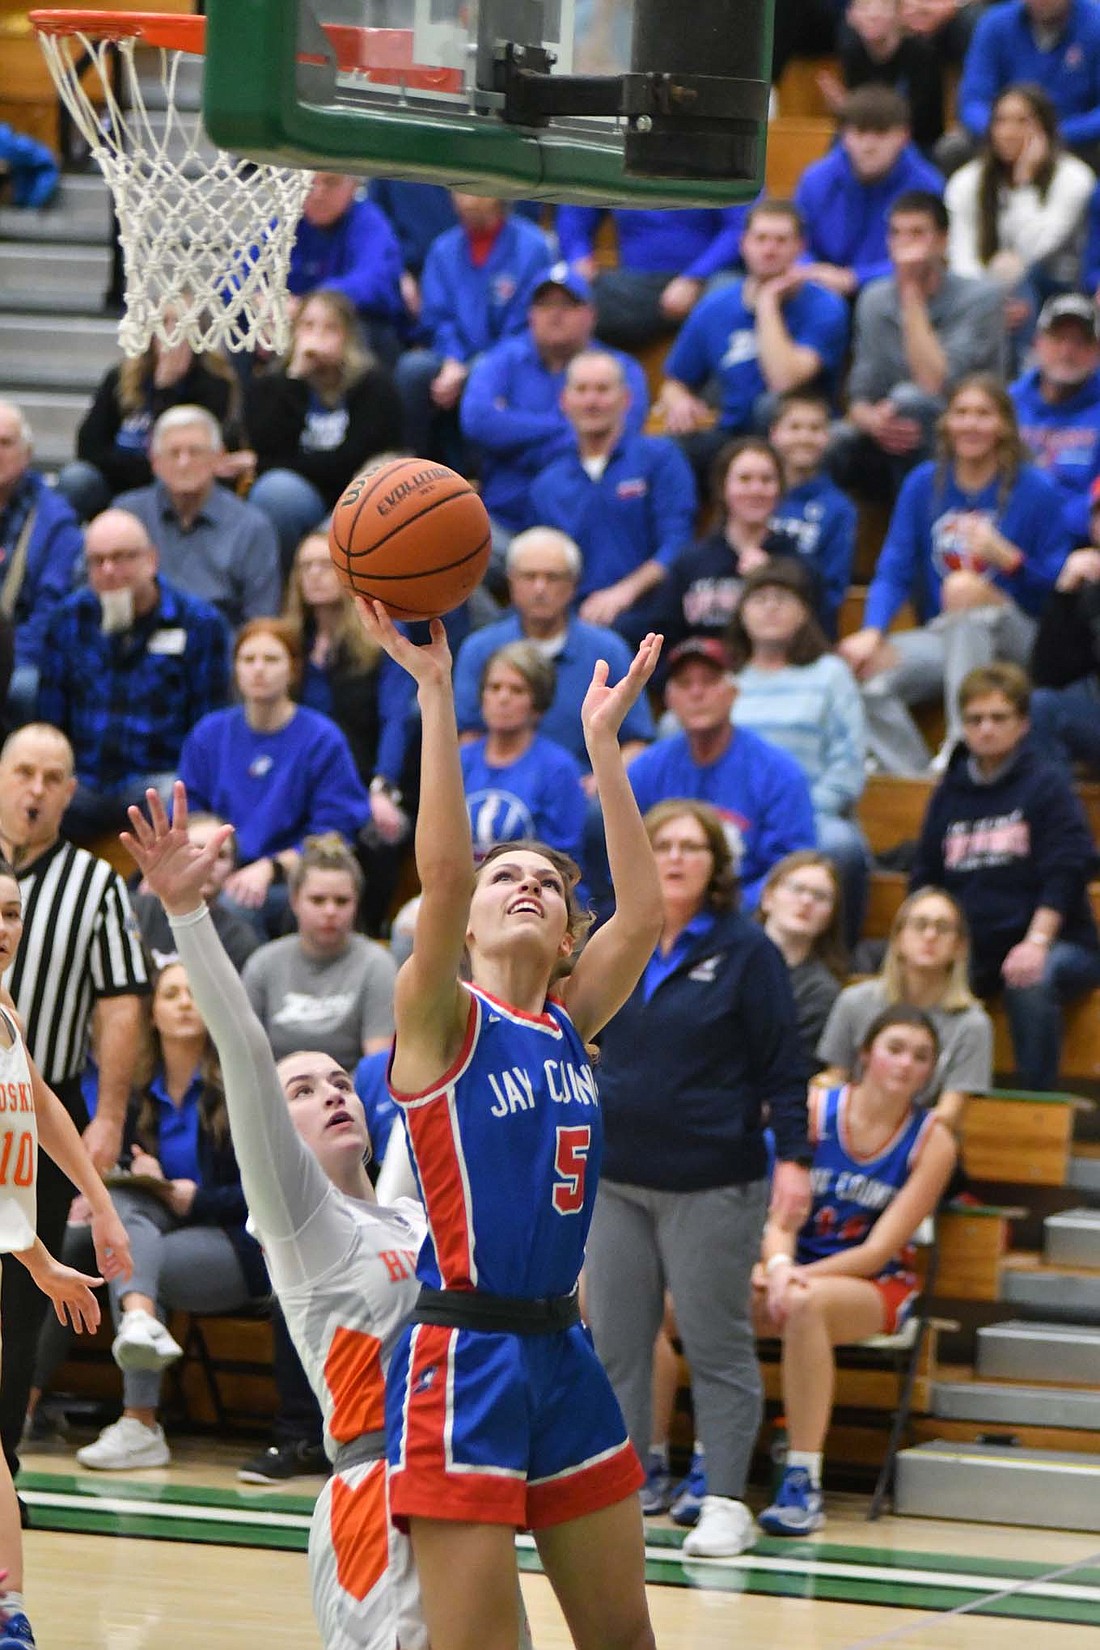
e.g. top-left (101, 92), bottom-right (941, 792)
top-left (123, 787), bottom-right (428, 1650)
top-left (0, 859), bottom-right (132, 1650)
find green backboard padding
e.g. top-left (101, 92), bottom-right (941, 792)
top-left (202, 0), bottom-right (770, 206)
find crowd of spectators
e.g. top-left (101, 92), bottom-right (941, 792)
top-left (11, 1), bottom-right (1100, 1540)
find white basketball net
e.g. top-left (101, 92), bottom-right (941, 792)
top-left (36, 29), bottom-right (313, 355)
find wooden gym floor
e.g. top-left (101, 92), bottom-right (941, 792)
top-left (20, 1439), bottom-right (1100, 1647)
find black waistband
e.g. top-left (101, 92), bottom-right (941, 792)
top-left (412, 1286), bottom-right (581, 1335)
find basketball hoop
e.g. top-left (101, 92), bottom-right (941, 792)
top-left (31, 10), bottom-right (313, 355)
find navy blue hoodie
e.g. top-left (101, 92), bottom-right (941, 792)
top-left (909, 741), bottom-right (1099, 984)
top-left (595, 911), bottom-right (810, 1191)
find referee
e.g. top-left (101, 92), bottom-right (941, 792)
top-left (0, 723), bottom-right (149, 1476)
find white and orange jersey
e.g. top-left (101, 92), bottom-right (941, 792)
top-left (169, 905), bottom-right (428, 1650)
top-left (0, 1003), bottom-right (37, 1254)
top-left (273, 1189), bottom-right (425, 1462)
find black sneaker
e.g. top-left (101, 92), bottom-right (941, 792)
top-left (237, 1440), bottom-right (330, 1484)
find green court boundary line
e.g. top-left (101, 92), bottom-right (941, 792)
top-left (19, 1474), bottom-right (1100, 1626)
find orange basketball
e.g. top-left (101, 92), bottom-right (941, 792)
top-left (329, 458), bottom-right (492, 621)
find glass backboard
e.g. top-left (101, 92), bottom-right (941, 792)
top-left (203, 0), bottom-right (772, 205)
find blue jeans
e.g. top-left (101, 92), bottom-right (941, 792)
top-left (247, 469), bottom-right (328, 579)
top-left (1028, 681), bottom-right (1100, 779)
top-left (981, 941), bottom-right (1100, 1092)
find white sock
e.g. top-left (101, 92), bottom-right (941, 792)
top-left (786, 1449), bottom-right (822, 1488)
top-left (648, 1442), bottom-right (669, 1467)
top-left (0, 1591), bottom-right (27, 1616)
top-left (692, 1439), bottom-right (705, 1460)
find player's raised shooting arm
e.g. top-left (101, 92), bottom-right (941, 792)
top-left (562, 636), bottom-right (664, 1041)
top-left (356, 603), bottom-right (470, 1078)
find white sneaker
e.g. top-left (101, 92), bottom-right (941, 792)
top-left (76, 1416), bottom-right (170, 1471)
top-left (112, 1308), bottom-right (183, 1373)
top-left (681, 1495), bottom-right (757, 1558)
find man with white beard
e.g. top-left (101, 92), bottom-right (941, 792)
top-left (36, 508), bottom-right (229, 843)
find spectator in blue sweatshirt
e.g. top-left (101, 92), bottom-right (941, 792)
top-left (287, 173), bottom-right (407, 367)
top-left (459, 263), bottom-right (649, 543)
top-left (526, 350), bottom-right (697, 645)
top-left (796, 86), bottom-right (944, 300)
top-left (555, 204), bottom-right (748, 349)
top-left (958, 0), bottom-right (1100, 162)
top-left (0, 401), bottom-right (84, 725)
top-left (659, 200), bottom-right (850, 493)
top-left (910, 660), bottom-right (1100, 1090)
top-left (452, 526), bottom-right (654, 780)
top-left (768, 391), bottom-right (858, 638)
top-left (626, 636), bottom-right (818, 912)
top-left (1011, 294), bottom-right (1100, 541)
top-left (840, 373), bottom-right (1070, 773)
top-left (367, 178), bottom-right (458, 289)
top-left (0, 121), bottom-right (59, 207)
top-left (393, 193), bottom-right (550, 463)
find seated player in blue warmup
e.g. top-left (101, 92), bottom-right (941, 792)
top-left (288, 172), bottom-right (407, 366)
top-left (356, 594), bottom-right (665, 1650)
top-left (754, 1007), bottom-right (956, 1536)
top-left (459, 264), bottom-right (649, 548)
top-left (452, 527), bottom-right (654, 786)
top-left (554, 203), bottom-right (748, 348)
top-left (768, 393), bottom-right (858, 639)
top-left (658, 199), bottom-right (850, 491)
top-left (625, 637), bottom-right (817, 912)
top-left (527, 350), bottom-right (697, 646)
top-left (460, 642), bottom-right (588, 878)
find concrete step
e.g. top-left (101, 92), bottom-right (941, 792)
top-left (0, 175), bottom-right (113, 244)
top-left (1069, 1152), bottom-right (1100, 1202)
top-left (1045, 1208), bottom-right (1100, 1269)
top-left (13, 390), bottom-right (90, 471)
top-left (0, 315), bottom-right (120, 393)
top-left (0, 245), bottom-right (113, 303)
top-left (895, 1439), bottom-right (1100, 1530)
top-left (977, 1319), bottom-right (1100, 1385)
top-left (1001, 1258), bottom-right (1100, 1323)
top-left (932, 1378), bottom-right (1100, 1430)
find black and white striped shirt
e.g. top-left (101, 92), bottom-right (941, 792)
top-left (4, 839), bottom-right (149, 1085)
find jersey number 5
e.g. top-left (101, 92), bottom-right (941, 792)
top-left (552, 1125), bottom-right (591, 1215)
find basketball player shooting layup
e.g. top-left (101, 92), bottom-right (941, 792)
top-left (356, 597), bottom-right (664, 1650)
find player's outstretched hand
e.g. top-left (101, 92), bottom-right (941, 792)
top-left (581, 632), bottom-right (663, 748)
top-left (41, 1256), bottom-right (104, 1333)
top-left (355, 599), bottom-right (452, 691)
top-left (122, 783), bottom-right (234, 920)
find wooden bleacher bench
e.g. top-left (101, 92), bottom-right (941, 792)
top-left (764, 117), bottom-right (836, 198)
top-left (961, 1089), bottom-right (1092, 1187)
top-left (775, 56), bottom-right (839, 120)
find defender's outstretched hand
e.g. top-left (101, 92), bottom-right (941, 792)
top-left (581, 632), bottom-right (663, 747)
top-left (121, 783), bottom-right (234, 919)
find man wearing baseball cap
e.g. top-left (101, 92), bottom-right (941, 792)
top-left (1010, 293), bottom-right (1100, 542)
top-left (460, 260), bottom-right (649, 547)
top-left (623, 635), bottom-right (817, 910)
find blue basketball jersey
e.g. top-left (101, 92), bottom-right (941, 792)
top-left (798, 1086), bottom-right (933, 1278)
top-left (389, 983), bottom-right (601, 1298)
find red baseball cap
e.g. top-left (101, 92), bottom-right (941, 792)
top-left (665, 636), bottom-right (734, 675)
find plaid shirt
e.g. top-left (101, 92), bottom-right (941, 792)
top-left (38, 578), bottom-right (230, 790)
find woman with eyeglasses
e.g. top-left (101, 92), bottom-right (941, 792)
top-left (758, 851), bottom-right (847, 1075)
top-left (816, 886), bottom-right (993, 1130)
top-left (584, 799), bottom-right (810, 1558)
